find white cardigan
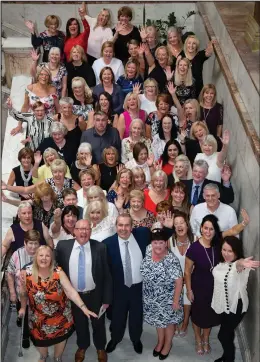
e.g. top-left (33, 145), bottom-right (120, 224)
top-left (211, 261), bottom-right (250, 314)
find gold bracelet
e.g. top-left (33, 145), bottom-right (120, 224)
top-left (80, 303), bottom-right (86, 309)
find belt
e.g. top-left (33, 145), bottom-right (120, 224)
top-left (79, 289), bottom-right (95, 295)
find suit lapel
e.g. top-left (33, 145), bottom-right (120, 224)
top-left (90, 239), bottom-right (97, 281)
top-left (66, 239), bottom-right (76, 277)
top-left (114, 237), bottom-right (124, 276)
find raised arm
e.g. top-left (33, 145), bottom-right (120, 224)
top-left (222, 208), bottom-right (249, 238)
top-left (2, 180), bottom-right (36, 195)
top-left (50, 208), bottom-right (62, 235)
top-left (117, 114), bottom-right (126, 140)
top-left (32, 151), bottom-right (42, 179)
top-left (42, 223), bottom-right (54, 249)
top-left (30, 49), bottom-right (40, 81)
top-left (217, 130), bottom-right (230, 168)
top-left (59, 269), bottom-right (98, 318)
top-left (167, 82), bottom-right (185, 120)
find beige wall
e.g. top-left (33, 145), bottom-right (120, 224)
top-left (194, 9), bottom-right (260, 362)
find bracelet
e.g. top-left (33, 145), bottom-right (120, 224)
top-left (80, 303), bottom-right (86, 309)
top-left (186, 290), bottom-right (192, 294)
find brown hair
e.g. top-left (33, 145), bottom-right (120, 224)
top-left (155, 93), bottom-right (171, 108)
top-left (156, 200), bottom-right (173, 213)
top-left (31, 101), bottom-right (45, 110)
top-left (169, 181), bottom-right (190, 215)
top-left (24, 229), bottom-right (41, 244)
top-left (172, 211), bottom-right (194, 245)
top-left (117, 6), bottom-right (133, 20)
top-left (99, 66), bottom-right (115, 83)
top-left (34, 182), bottom-right (57, 205)
top-left (102, 146), bottom-right (119, 165)
top-left (18, 147), bottom-right (34, 163)
top-left (199, 84), bottom-right (217, 107)
top-left (79, 168), bottom-right (96, 182)
top-left (101, 41), bottom-right (114, 57)
top-left (44, 15), bottom-right (60, 28)
top-left (133, 142), bottom-right (148, 161)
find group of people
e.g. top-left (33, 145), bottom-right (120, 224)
top-left (2, 3), bottom-right (259, 362)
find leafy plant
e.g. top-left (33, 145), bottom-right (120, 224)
top-left (145, 10), bottom-right (196, 43)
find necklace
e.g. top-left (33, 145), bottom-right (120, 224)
top-left (201, 241), bottom-right (215, 272)
top-left (176, 239), bottom-right (190, 247)
top-left (203, 107), bottom-right (211, 122)
top-left (20, 165), bottom-right (33, 187)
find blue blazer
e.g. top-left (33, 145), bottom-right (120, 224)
top-left (103, 227), bottom-right (150, 289)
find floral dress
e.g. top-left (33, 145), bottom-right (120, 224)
top-left (45, 177), bottom-right (73, 206)
top-left (140, 245), bottom-right (184, 328)
top-left (40, 63), bottom-right (68, 98)
top-left (25, 88), bottom-right (57, 117)
top-left (25, 265), bottom-right (74, 347)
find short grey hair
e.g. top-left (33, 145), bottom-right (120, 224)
top-left (48, 47), bottom-right (61, 61)
top-left (201, 135), bottom-right (218, 153)
top-left (18, 201), bottom-right (32, 213)
top-left (59, 97), bottom-right (74, 106)
top-left (50, 122), bottom-right (68, 136)
top-left (203, 183), bottom-right (220, 193)
top-left (193, 159), bottom-right (209, 174)
top-left (77, 142), bottom-right (92, 154)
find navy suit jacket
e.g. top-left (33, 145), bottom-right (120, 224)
top-left (103, 227), bottom-right (173, 290)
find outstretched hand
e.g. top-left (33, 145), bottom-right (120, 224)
top-left (24, 20), bottom-right (35, 33)
top-left (241, 257), bottom-right (260, 270)
top-left (241, 208), bottom-right (249, 226)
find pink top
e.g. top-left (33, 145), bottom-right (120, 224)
top-left (123, 109), bottom-right (146, 139)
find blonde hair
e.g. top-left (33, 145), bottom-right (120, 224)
top-left (101, 41), bottom-right (114, 57)
top-left (124, 59), bottom-right (140, 79)
top-left (199, 84), bottom-right (217, 107)
top-left (32, 245), bottom-right (55, 283)
top-left (129, 118), bottom-right (145, 138)
top-left (111, 168), bottom-right (134, 192)
top-left (85, 200), bottom-right (108, 222)
top-left (155, 46), bottom-right (172, 66)
top-left (50, 159), bottom-right (67, 174)
top-left (183, 99), bottom-right (201, 121)
top-left (44, 15), bottom-right (60, 28)
top-left (131, 167), bottom-right (146, 182)
top-left (190, 121), bottom-right (209, 140)
top-left (95, 8), bottom-right (111, 29)
top-left (184, 35), bottom-right (200, 54)
top-left (173, 155), bottom-right (192, 181)
top-left (129, 189), bottom-right (144, 203)
top-left (123, 92), bottom-right (140, 111)
top-left (201, 134), bottom-right (218, 153)
top-left (36, 65), bottom-right (52, 84)
top-left (71, 77), bottom-right (93, 104)
top-left (69, 45), bottom-right (87, 62)
top-left (174, 57), bottom-right (193, 86)
top-left (102, 146), bottom-right (119, 164)
top-left (86, 185), bottom-right (106, 201)
top-left (151, 170), bottom-right (168, 189)
top-left (43, 148), bottom-right (59, 165)
top-left (143, 78), bottom-right (158, 96)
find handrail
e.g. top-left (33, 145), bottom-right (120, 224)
top-left (197, 2), bottom-right (260, 166)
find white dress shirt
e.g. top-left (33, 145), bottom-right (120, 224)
top-left (212, 261), bottom-right (250, 314)
top-left (118, 233), bottom-right (143, 284)
top-left (69, 240), bottom-right (96, 292)
top-left (190, 201), bottom-right (238, 237)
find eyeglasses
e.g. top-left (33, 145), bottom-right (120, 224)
top-left (74, 228), bottom-right (91, 231)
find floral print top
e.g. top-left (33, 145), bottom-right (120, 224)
top-left (40, 62), bottom-right (67, 98)
top-left (131, 211), bottom-right (156, 229)
top-left (45, 177), bottom-right (73, 206)
top-left (121, 136), bottom-right (152, 164)
top-left (25, 265), bottom-right (74, 343)
top-left (25, 88), bottom-right (57, 117)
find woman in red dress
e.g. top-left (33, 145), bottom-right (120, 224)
top-left (19, 245), bottom-right (96, 362)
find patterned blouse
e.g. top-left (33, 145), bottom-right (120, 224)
top-left (39, 62), bottom-right (67, 98)
top-left (146, 111), bottom-right (179, 139)
top-left (31, 30), bottom-right (65, 62)
top-left (121, 136), bottom-right (152, 164)
top-left (106, 189), bottom-right (130, 209)
top-left (45, 177), bottom-right (73, 206)
top-left (25, 88), bottom-right (57, 117)
top-left (33, 201), bottom-right (60, 228)
top-left (72, 103), bottom-right (93, 121)
top-left (131, 211), bottom-right (156, 229)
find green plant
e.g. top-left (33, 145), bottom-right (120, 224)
top-left (145, 10), bottom-right (196, 43)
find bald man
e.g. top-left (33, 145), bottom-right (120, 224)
top-left (56, 219), bottom-right (112, 362)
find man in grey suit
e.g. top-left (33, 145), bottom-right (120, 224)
top-left (56, 219), bottom-right (112, 362)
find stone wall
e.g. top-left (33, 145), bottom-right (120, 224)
top-left (194, 9), bottom-right (260, 362)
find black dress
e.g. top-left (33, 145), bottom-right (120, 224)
top-left (112, 27), bottom-right (141, 63)
top-left (31, 31), bottom-right (65, 62)
top-left (148, 62), bottom-right (175, 94)
top-left (12, 165), bottom-right (33, 200)
top-left (175, 82), bottom-right (197, 105)
top-left (200, 103), bottom-right (223, 138)
top-left (99, 163), bottom-right (117, 192)
top-left (57, 113), bottom-right (82, 152)
top-left (66, 61), bottom-right (96, 97)
top-left (180, 50), bottom-right (210, 98)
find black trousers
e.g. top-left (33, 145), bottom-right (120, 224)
top-left (111, 283), bottom-right (143, 344)
top-left (16, 301), bottom-right (30, 340)
top-left (218, 299), bottom-right (245, 362)
top-left (71, 290), bottom-right (106, 350)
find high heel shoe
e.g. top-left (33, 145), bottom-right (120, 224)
top-left (203, 341), bottom-right (211, 354)
top-left (159, 345), bottom-right (172, 360)
top-left (153, 348), bottom-right (161, 357)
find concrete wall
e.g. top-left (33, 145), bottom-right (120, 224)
top-left (194, 9), bottom-right (260, 362)
top-left (2, 2), bottom-right (196, 35)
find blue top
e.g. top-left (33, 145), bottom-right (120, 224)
top-left (117, 75), bottom-right (143, 98)
top-left (92, 83), bottom-right (124, 115)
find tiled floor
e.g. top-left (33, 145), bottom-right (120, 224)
top-left (4, 311), bottom-right (243, 362)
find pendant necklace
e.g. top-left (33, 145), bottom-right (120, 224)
top-left (201, 241), bottom-right (215, 272)
top-left (176, 238), bottom-right (190, 247)
top-left (203, 107), bottom-right (211, 122)
top-left (20, 165), bottom-right (33, 187)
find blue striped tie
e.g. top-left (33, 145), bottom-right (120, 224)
top-left (192, 185), bottom-right (200, 206)
top-left (78, 245), bottom-right (86, 291)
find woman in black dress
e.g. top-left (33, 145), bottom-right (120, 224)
top-left (89, 91), bottom-right (119, 128)
top-left (181, 35), bottom-right (215, 98)
top-left (7, 148), bottom-right (34, 200)
top-left (199, 84), bottom-right (223, 138)
top-left (174, 57), bottom-right (196, 106)
top-left (112, 6), bottom-right (141, 63)
top-left (66, 45), bottom-right (96, 98)
top-left (98, 146), bottom-right (121, 192)
top-left (71, 76), bottom-right (94, 123)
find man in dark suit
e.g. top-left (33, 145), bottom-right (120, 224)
top-left (56, 219), bottom-right (112, 362)
top-left (169, 160), bottom-right (234, 205)
top-left (103, 213), bottom-right (173, 355)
